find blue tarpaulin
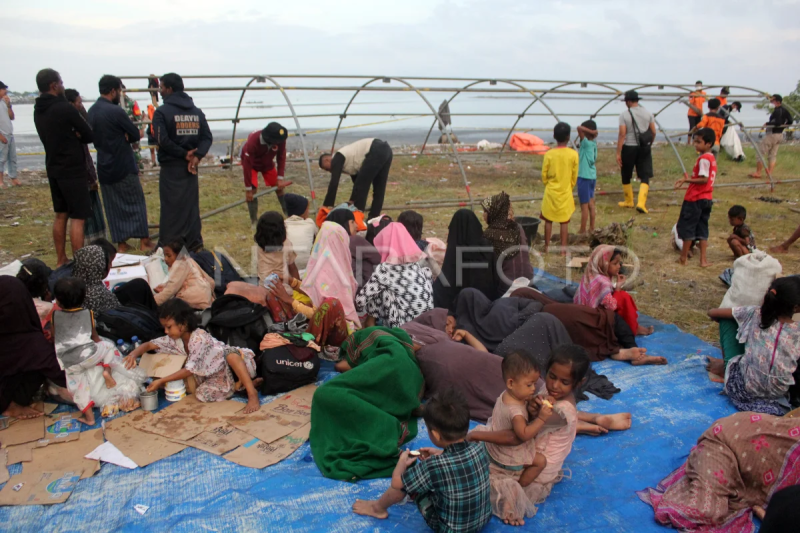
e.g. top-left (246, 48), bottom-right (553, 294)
top-left (1, 272), bottom-right (737, 532)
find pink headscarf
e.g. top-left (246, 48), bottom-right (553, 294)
top-left (373, 222), bottom-right (426, 265)
top-left (301, 222), bottom-right (361, 328)
top-left (573, 245), bottom-right (617, 308)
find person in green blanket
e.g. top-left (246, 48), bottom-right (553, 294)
top-left (310, 327), bottom-right (424, 481)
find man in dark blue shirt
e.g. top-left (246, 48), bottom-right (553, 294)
top-left (152, 72), bottom-right (212, 251)
top-left (749, 94), bottom-right (795, 179)
top-left (87, 74), bottom-right (154, 252)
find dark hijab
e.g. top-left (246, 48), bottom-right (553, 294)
top-left (0, 276), bottom-right (66, 411)
top-left (482, 192), bottom-right (521, 258)
top-left (325, 209), bottom-right (355, 234)
top-left (73, 245), bottom-right (119, 313)
top-left (433, 209), bottom-right (504, 311)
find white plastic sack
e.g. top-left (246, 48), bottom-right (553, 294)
top-left (721, 127), bottom-right (745, 162)
top-left (0, 260), bottom-right (22, 277)
top-left (477, 139), bottom-right (502, 151)
top-left (143, 249), bottom-right (169, 289)
top-left (720, 251), bottom-right (782, 308)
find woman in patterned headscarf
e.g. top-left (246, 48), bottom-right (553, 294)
top-left (482, 192), bottom-right (533, 281)
top-left (73, 245), bottom-right (119, 313)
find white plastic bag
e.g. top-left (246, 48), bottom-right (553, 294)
top-left (721, 127), bottom-right (745, 162)
top-left (143, 249), bottom-right (169, 289)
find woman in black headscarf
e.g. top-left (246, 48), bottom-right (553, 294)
top-left (326, 209), bottom-right (383, 288)
top-left (0, 276), bottom-right (68, 419)
top-left (433, 209), bottom-right (506, 311)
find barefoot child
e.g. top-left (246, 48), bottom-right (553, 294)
top-left (540, 122), bottom-right (578, 253)
top-left (154, 237), bottom-right (215, 309)
top-left (53, 277), bottom-right (146, 425)
top-left (353, 388), bottom-right (492, 533)
top-left (484, 352), bottom-right (553, 489)
top-left (124, 299), bottom-right (262, 413)
top-left (726, 205), bottom-right (756, 258)
top-left (576, 120), bottom-right (599, 234)
top-left (674, 127), bottom-right (717, 267)
top-left (255, 211), bottom-right (300, 283)
top-left (469, 345), bottom-right (589, 526)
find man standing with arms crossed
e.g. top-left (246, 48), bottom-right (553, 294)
top-left (33, 69), bottom-right (94, 266)
top-left (152, 73), bottom-right (212, 252)
top-left (0, 81), bottom-right (20, 188)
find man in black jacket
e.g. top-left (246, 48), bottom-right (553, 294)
top-left (88, 75), bottom-right (154, 253)
top-left (152, 72), bottom-right (212, 251)
top-left (33, 68), bottom-right (94, 267)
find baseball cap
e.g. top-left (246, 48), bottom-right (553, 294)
top-left (623, 90), bottom-right (640, 102)
top-left (771, 94), bottom-right (783, 103)
top-left (262, 122), bottom-right (288, 144)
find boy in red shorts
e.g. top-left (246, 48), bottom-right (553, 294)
top-left (674, 127), bottom-right (717, 267)
top-left (241, 122), bottom-right (291, 223)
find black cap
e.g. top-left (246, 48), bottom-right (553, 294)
top-left (262, 122), bottom-right (288, 144)
top-left (695, 80), bottom-right (703, 85)
top-left (721, 86), bottom-right (730, 95)
top-left (624, 90), bottom-right (640, 102)
top-left (771, 94), bottom-right (783, 103)
top-left (0, 81), bottom-right (7, 90)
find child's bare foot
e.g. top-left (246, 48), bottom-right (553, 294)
top-left (677, 257), bottom-right (688, 266)
top-left (700, 261), bottom-right (713, 268)
top-left (353, 499), bottom-right (389, 519)
top-left (10, 178), bottom-right (21, 187)
top-left (637, 325), bottom-right (655, 336)
top-left (577, 422), bottom-right (608, 436)
top-left (706, 357), bottom-right (725, 377)
top-left (243, 394), bottom-right (261, 414)
top-left (631, 355), bottom-right (668, 366)
top-left (752, 505), bottom-right (766, 520)
top-left (2, 401), bottom-right (44, 419)
top-left (748, 172), bottom-right (763, 179)
top-left (78, 410), bottom-right (96, 426)
top-left (501, 504), bottom-right (525, 526)
top-left (770, 245), bottom-right (789, 254)
top-left (595, 413), bottom-right (632, 431)
top-left (103, 368), bottom-right (117, 389)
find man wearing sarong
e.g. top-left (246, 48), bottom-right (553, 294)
top-left (87, 74), bottom-right (153, 253)
top-left (152, 72), bottom-right (212, 252)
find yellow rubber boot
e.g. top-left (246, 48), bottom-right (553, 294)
top-left (636, 183), bottom-right (650, 214)
top-left (618, 184), bottom-right (634, 208)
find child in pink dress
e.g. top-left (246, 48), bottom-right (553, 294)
top-left (484, 352), bottom-right (553, 489)
top-left (470, 345), bottom-right (590, 527)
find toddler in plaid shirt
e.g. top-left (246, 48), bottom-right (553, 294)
top-left (353, 388), bottom-right (491, 532)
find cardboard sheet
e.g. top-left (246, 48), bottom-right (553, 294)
top-left (24, 428), bottom-right (102, 480)
top-left (0, 413), bottom-right (45, 447)
top-left (0, 450), bottom-right (8, 485)
top-left (41, 414), bottom-right (82, 445)
top-left (0, 469), bottom-right (84, 506)
top-left (130, 395), bottom-right (245, 442)
top-left (226, 385), bottom-right (315, 444)
top-left (104, 413), bottom-right (187, 468)
top-left (5, 443), bottom-right (34, 465)
top-left (138, 353), bottom-right (187, 378)
top-left (223, 424), bottom-right (310, 469)
top-left (173, 425), bottom-right (254, 456)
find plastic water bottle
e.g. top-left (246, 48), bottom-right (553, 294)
top-left (131, 336), bottom-right (141, 352)
top-left (116, 339), bottom-right (131, 356)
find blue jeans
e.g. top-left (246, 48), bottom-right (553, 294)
top-left (0, 134), bottom-right (17, 179)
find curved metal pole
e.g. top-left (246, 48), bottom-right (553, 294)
top-left (498, 81), bottom-right (617, 157)
top-left (652, 116), bottom-right (688, 179)
top-left (330, 77), bottom-right (383, 152)
top-left (257, 75), bottom-right (318, 210)
top-left (229, 76), bottom-right (259, 162)
top-left (727, 113), bottom-right (775, 190)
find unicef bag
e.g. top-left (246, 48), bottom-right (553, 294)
top-left (259, 345), bottom-right (319, 396)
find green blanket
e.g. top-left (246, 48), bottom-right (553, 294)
top-left (310, 327), bottom-right (424, 480)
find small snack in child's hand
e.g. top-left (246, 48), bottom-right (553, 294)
top-left (541, 399), bottom-right (553, 409)
top-left (409, 450), bottom-right (421, 457)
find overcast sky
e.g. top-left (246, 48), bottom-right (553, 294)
top-left (2, 0), bottom-right (798, 97)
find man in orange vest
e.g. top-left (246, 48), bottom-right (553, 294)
top-left (687, 81), bottom-right (706, 144)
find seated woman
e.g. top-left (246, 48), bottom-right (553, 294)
top-left (707, 277), bottom-right (800, 415)
top-left (92, 238), bottom-right (158, 311)
top-left (574, 245), bottom-right (654, 337)
top-left (17, 258), bottom-right (54, 320)
top-left (255, 211), bottom-right (300, 283)
top-left (0, 276), bottom-right (69, 419)
top-left (482, 192), bottom-right (533, 281)
top-left (154, 237), bottom-right (215, 310)
top-left (404, 311), bottom-right (631, 436)
top-left (326, 209), bottom-right (383, 288)
top-left (72, 245), bottom-right (120, 313)
top-left (356, 222), bottom-right (433, 328)
top-left (639, 410), bottom-right (800, 531)
top-left (310, 327), bottom-right (424, 481)
top-left (512, 287), bottom-right (666, 365)
top-left (433, 209), bottom-right (506, 312)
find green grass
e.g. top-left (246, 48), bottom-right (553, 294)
top-left (2, 143), bottom-right (800, 344)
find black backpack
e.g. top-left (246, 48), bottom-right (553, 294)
top-left (95, 304), bottom-right (162, 343)
top-left (204, 295), bottom-right (272, 354)
top-left (191, 250), bottom-right (243, 297)
top-left (48, 261), bottom-right (74, 295)
top-left (259, 345), bottom-right (319, 396)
